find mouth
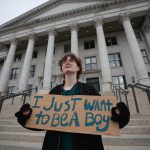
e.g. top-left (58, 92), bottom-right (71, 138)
top-left (64, 65), bottom-right (72, 68)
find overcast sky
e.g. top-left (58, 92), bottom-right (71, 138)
top-left (0, 0), bottom-right (49, 25)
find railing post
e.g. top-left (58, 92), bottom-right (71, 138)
top-left (118, 89), bottom-right (122, 102)
top-left (12, 97), bottom-right (14, 105)
top-left (131, 86), bottom-right (139, 113)
top-left (146, 89), bottom-right (150, 104)
top-left (124, 93), bottom-right (129, 109)
top-left (0, 100), bottom-right (3, 112)
top-left (22, 94), bottom-right (27, 105)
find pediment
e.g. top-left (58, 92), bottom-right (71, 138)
top-left (31, 2), bottom-right (100, 20)
top-left (0, 0), bottom-right (102, 29)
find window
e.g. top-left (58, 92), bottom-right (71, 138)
top-left (112, 75), bottom-right (127, 89)
top-left (32, 51), bottom-right (38, 58)
top-left (64, 44), bottom-right (71, 53)
top-left (85, 56), bottom-right (97, 70)
top-left (105, 36), bottom-right (117, 46)
top-left (10, 68), bottom-right (19, 80)
top-left (108, 53), bottom-right (122, 67)
top-left (7, 86), bottom-right (16, 94)
top-left (148, 72), bottom-right (150, 77)
top-left (29, 65), bottom-right (35, 78)
top-left (86, 77), bottom-right (100, 92)
top-left (135, 32), bottom-right (142, 41)
top-left (14, 54), bottom-right (22, 62)
top-left (141, 49), bottom-right (149, 64)
top-left (27, 84), bottom-right (33, 95)
top-left (84, 40), bottom-right (95, 49)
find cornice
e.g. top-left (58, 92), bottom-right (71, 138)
top-left (0, 0), bottom-right (147, 34)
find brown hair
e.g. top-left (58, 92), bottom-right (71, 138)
top-left (59, 53), bottom-right (82, 80)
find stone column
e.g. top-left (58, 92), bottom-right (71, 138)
top-left (120, 12), bottom-right (150, 85)
top-left (70, 22), bottom-right (79, 56)
top-left (18, 35), bottom-right (36, 91)
top-left (0, 38), bottom-right (18, 93)
top-left (43, 27), bottom-right (56, 92)
top-left (142, 9), bottom-right (150, 50)
top-left (95, 17), bottom-right (112, 92)
top-left (143, 25), bottom-right (150, 50)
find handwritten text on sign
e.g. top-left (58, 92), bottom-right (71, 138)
top-left (25, 95), bottom-right (120, 136)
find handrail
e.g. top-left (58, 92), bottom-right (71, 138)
top-left (128, 83), bottom-right (150, 91)
top-left (111, 83), bottom-right (129, 108)
top-left (128, 83), bottom-right (150, 113)
top-left (0, 87), bottom-right (37, 112)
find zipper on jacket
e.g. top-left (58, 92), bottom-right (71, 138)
top-left (57, 133), bottom-right (61, 150)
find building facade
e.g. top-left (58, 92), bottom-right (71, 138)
top-left (0, 0), bottom-right (150, 95)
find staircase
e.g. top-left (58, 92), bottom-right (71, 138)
top-left (0, 84), bottom-right (150, 150)
top-left (0, 113), bottom-right (150, 150)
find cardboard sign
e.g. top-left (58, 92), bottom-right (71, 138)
top-left (25, 94), bottom-right (120, 136)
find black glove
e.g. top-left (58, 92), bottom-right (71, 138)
top-left (15, 103), bottom-right (32, 126)
top-left (111, 102), bottom-right (130, 129)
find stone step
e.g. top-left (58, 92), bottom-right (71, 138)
top-left (0, 131), bottom-right (150, 146)
top-left (0, 140), bottom-right (42, 150)
top-left (0, 131), bottom-right (45, 142)
top-left (0, 124), bottom-right (150, 134)
top-left (0, 140), bottom-right (150, 150)
top-left (104, 145), bottom-right (150, 150)
top-left (103, 134), bottom-right (150, 146)
top-left (120, 126), bottom-right (150, 134)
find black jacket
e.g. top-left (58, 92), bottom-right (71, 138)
top-left (15, 82), bottom-right (130, 150)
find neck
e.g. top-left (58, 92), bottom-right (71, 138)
top-left (63, 74), bottom-right (77, 90)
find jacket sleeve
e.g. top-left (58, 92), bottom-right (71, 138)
top-left (111, 102), bottom-right (130, 129)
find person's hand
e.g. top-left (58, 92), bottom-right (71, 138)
top-left (20, 103), bottom-right (32, 117)
top-left (15, 103), bottom-right (32, 126)
top-left (111, 102), bottom-right (130, 128)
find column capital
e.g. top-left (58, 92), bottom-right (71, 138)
top-left (28, 33), bottom-right (37, 41)
top-left (119, 12), bottom-right (132, 23)
top-left (94, 17), bottom-right (104, 27)
top-left (69, 22), bottom-right (79, 31)
top-left (10, 38), bottom-right (18, 45)
top-left (47, 27), bottom-right (57, 36)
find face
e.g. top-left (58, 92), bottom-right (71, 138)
top-left (61, 56), bottom-right (80, 75)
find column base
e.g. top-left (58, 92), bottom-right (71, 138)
top-left (102, 82), bottom-right (112, 92)
top-left (138, 77), bottom-right (150, 86)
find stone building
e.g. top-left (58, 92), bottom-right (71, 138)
top-left (0, 0), bottom-right (150, 95)
top-left (0, 1), bottom-right (150, 149)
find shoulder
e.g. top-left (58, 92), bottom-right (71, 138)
top-left (78, 82), bottom-right (100, 96)
top-left (49, 84), bottom-right (62, 94)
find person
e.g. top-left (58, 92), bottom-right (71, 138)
top-left (15, 53), bottom-right (130, 150)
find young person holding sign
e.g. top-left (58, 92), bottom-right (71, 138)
top-left (15, 53), bottom-right (130, 150)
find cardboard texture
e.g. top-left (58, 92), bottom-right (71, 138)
top-left (25, 94), bottom-right (120, 136)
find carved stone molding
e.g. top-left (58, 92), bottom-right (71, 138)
top-left (119, 11), bottom-right (132, 23)
top-left (47, 27), bottom-right (57, 36)
top-left (0, 0), bottom-right (136, 34)
top-left (69, 22), bottom-right (79, 31)
top-left (94, 17), bottom-right (104, 27)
